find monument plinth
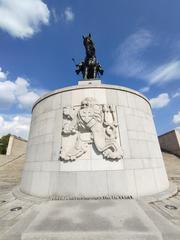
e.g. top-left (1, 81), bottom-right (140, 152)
top-left (20, 34), bottom-right (169, 199)
top-left (20, 79), bottom-right (169, 198)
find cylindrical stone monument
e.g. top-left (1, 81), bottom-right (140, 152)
top-left (20, 80), bottom-right (169, 199)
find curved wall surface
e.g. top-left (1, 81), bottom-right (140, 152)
top-left (20, 82), bottom-right (169, 198)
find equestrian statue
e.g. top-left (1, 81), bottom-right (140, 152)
top-left (74, 33), bottom-right (104, 79)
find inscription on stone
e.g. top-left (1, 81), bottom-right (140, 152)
top-left (59, 97), bottom-right (123, 161)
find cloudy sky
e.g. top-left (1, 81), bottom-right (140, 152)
top-left (0, 0), bottom-right (179, 139)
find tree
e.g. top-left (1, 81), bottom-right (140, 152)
top-left (0, 134), bottom-right (11, 155)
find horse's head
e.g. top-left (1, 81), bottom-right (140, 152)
top-left (83, 33), bottom-right (95, 58)
top-left (83, 33), bottom-right (92, 47)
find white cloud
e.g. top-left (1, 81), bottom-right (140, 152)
top-left (0, 67), bottom-right (47, 139)
top-left (173, 111), bottom-right (180, 124)
top-left (0, 80), bottom-right (16, 108)
top-left (112, 30), bottom-right (180, 86)
top-left (112, 29), bottom-right (153, 77)
top-left (148, 60), bottom-right (180, 85)
top-left (64, 7), bottom-right (74, 22)
top-left (17, 91), bottom-right (39, 109)
top-left (139, 86), bottom-right (150, 93)
top-left (150, 93), bottom-right (170, 109)
top-left (0, 67), bottom-right (7, 81)
top-left (52, 8), bottom-right (59, 23)
top-left (0, 68), bottom-right (46, 110)
top-left (172, 89), bottom-right (180, 98)
top-left (52, 7), bottom-right (74, 24)
top-left (0, 0), bottom-right (50, 38)
top-left (0, 115), bottom-right (31, 139)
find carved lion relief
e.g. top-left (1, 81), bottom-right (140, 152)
top-left (59, 97), bottom-right (123, 161)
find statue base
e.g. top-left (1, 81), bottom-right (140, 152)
top-left (20, 80), bottom-right (169, 198)
top-left (78, 79), bottom-right (101, 85)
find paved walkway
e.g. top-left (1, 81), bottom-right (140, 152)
top-left (0, 152), bottom-right (179, 239)
top-left (163, 152), bottom-right (180, 189)
top-left (152, 152), bottom-right (180, 227)
top-left (0, 154), bottom-right (25, 194)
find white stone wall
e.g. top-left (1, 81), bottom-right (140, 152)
top-left (6, 135), bottom-right (27, 156)
top-left (20, 82), bottom-right (169, 198)
top-left (159, 129), bottom-right (180, 157)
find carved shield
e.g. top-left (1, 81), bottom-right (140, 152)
top-left (79, 107), bottom-right (94, 124)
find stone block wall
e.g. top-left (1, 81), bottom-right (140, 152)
top-left (6, 135), bottom-right (27, 156)
top-left (159, 129), bottom-right (180, 157)
top-left (20, 81), bottom-right (169, 198)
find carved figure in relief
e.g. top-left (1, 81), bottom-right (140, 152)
top-left (59, 97), bottom-right (123, 161)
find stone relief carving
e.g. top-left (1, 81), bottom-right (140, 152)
top-left (59, 97), bottom-right (123, 161)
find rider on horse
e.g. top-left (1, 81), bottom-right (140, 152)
top-left (75, 34), bottom-right (104, 79)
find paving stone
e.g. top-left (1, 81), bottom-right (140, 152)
top-left (22, 200), bottom-right (162, 240)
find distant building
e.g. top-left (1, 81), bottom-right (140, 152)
top-left (158, 129), bottom-right (180, 157)
top-left (6, 135), bottom-right (27, 156)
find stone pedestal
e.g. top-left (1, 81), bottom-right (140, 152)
top-left (20, 80), bottom-right (169, 198)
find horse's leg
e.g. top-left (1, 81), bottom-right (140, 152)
top-left (93, 66), bottom-right (97, 78)
top-left (84, 67), bottom-right (88, 79)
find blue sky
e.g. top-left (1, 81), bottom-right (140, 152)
top-left (0, 0), bottom-right (179, 139)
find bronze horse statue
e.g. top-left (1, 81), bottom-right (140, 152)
top-left (75, 34), bottom-right (104, 79)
